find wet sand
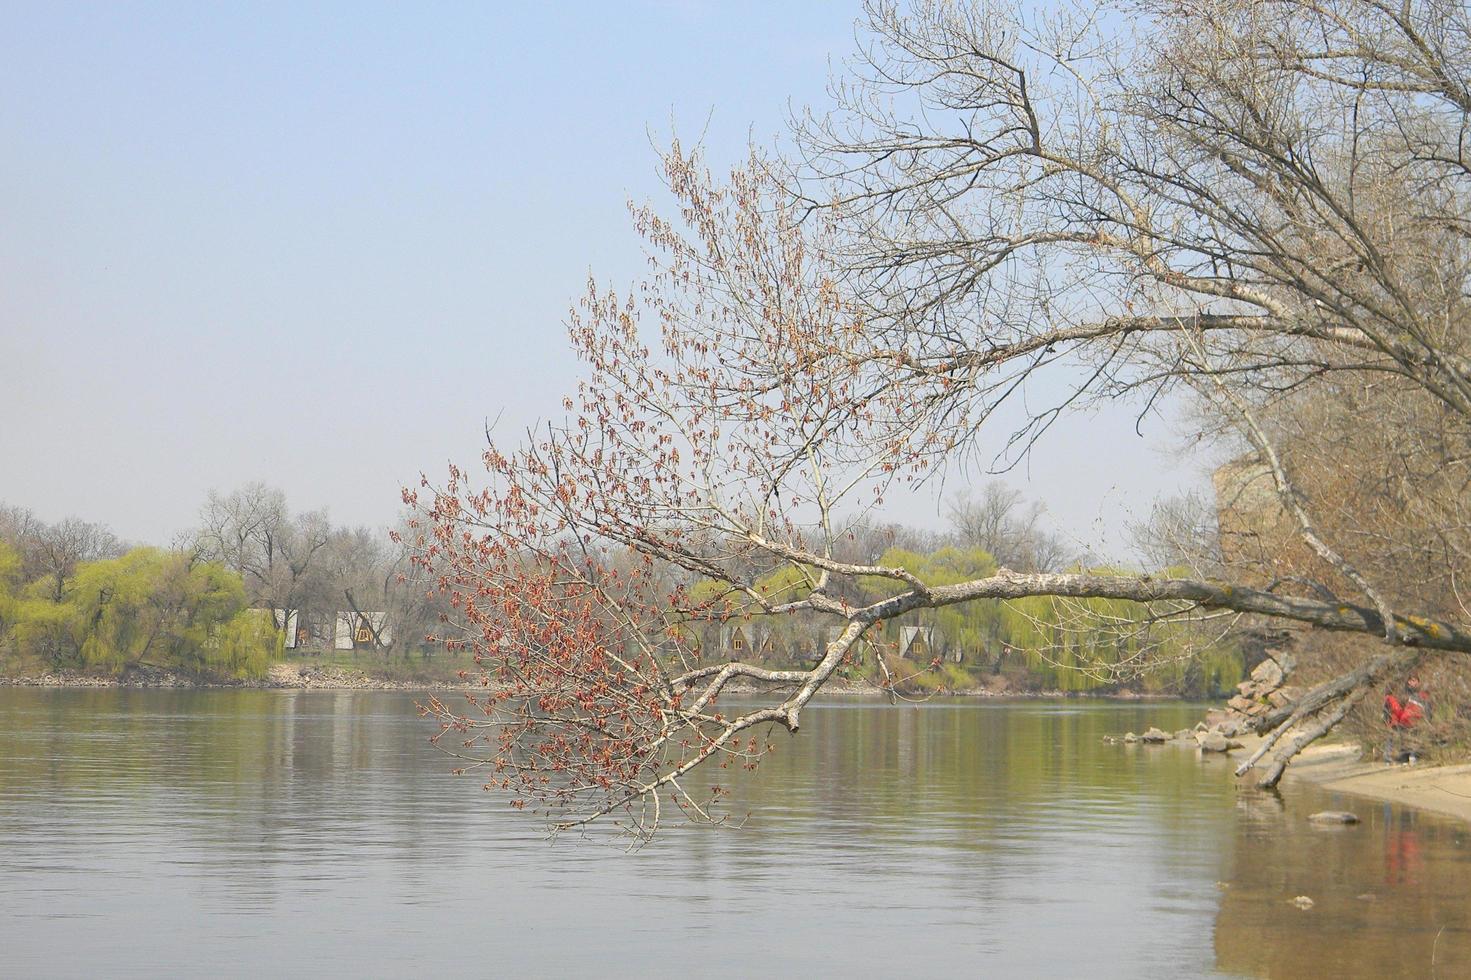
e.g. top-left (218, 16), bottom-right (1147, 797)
top-left (1258, 739), bottom-right (1471, 825)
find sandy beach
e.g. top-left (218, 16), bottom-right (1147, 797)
top-left (1249, 739), bottom-right (1471, 825)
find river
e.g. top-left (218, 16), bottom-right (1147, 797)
top-left (1, 689), bottom-right (1468, 977)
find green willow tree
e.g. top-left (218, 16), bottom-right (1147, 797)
top-left (1000, 590), bottom-right (1243, 695)
top-left (0, 546), bottom-right (281, 679)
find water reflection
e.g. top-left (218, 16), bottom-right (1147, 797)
top-left (0, 690), bottom-right (1466, 977)
top-left (1214, 786), bottom-right (1471, 978)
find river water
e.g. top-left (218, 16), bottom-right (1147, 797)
top-left (1, 689), bottom-right (1468, 978)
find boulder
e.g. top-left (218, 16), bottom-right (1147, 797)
top-left (1308, 810), bottom-right (1361, 825)
top-left (1123, 732), bottom-right (1140, 743)
top-left (1197, 731), bottom-right (1231, 752)
top-left (1141, 727), bottom-right (1169, 743)
top-left (1227, 694), bottom-right (1256, 712)
top-left (1251, 659), bottom-right (1285, 687)
top-left (1194, 721), bottom-right (1209, 733)
top-left (1174, 729), bottom-right (1194, 741)
top-left (1292, 896), bottom-right (1315, 910)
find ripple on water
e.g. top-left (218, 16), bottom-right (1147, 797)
top-left (2, 690), bottom-right (1469, 977)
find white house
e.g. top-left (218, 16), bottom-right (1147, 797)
top-left (899, 626), bottom-right (935, 659)
top-left (272, 609), bottom-right (299, 649)
top-left (334, 611), bottom-right (392, 650)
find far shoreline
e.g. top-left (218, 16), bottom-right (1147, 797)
top-left (0, 663), bottom-right (1194, 699)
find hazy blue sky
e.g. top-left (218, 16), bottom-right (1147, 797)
top-left (1, 1), bottom-right (1208, 553)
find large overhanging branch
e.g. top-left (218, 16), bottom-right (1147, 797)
top-left (653, 564), bottom-right (1468, 811)
top-left (864, 570), bottom-right (1470, 654)
top-left (414, 539), bottom-right (1466, 841)
top-left (678, 562), bottom-right (1469, 723)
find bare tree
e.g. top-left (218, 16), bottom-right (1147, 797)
top-left (0, 504), bottom-right (41, 550)
top-left (197, 483), bottom-right (287, 584)
top-left (196, 483), bottom-right (331, 635)
top-left (947, 483), bottom-right (1071, 571)
top-left (29, 517), bottom-right (121, 602)
top-left (383, 516), bottom-right (441, 656)
top-left (1130, 493), bottom-right (1222, 576)
top-left (411, 0), bottom-right (1471, 839)
top-left (787, 0), bottom-right (1471, 782)
top-left (193, 486), bottom-right (438, 655)
top-left (316, 524), bottom-right (396, 652)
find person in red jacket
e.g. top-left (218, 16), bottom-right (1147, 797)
top-left (1383, 675), bottom-right (1429, 764)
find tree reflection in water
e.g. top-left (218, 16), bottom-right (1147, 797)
top-left (1215, 792), bottom-right (1470, 977)
top-left (3, 689), bottom-right (1470, 977)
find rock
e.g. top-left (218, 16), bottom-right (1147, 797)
top-left (1123, 732), bottom-right (1140, 743)
top-left (1292, 895), bottom-right (1315, 910)
top-left (1227, 694), bottom-right (1256, 712)
top-left (1141, 727), bottom-right (1169, 743)
top-left (1251, 659), bottom-right (1285, 687)
top-left (1174, 729), bottom-right (1194, 741)
top-left (1197, 731), bottom-right (1231, 752)
top-left (1226, 738), bottom-right (1245, 749)
top-left (1194, 721), bottom-right (1209, 733)
top-left (1308, 810), bottom-right (1361, 824)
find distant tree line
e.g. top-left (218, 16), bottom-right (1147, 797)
top-left (0, 485), bottom-right (438, 678)
top-left (2, 478), bottom-right (1240, 693)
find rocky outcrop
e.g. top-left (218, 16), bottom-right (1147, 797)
top-left (1104, 725), bottom-right (1242, 749)
top-left (1208, 652), bottom-right (1299, 736)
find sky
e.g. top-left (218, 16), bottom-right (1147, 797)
top-left (0, 1), bottom-right (1210, 554)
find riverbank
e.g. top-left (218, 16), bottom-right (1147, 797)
top-left (1262, 739), bottom-right (1471, 826)
top-left (1, 664), bottom-right (1183, 698)
top-left (0, 663), bottom-right (477, 691)
top-left (1117, 728), bottom-right (1471, 827)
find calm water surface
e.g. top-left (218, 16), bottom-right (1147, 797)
top-left (1, 689), bottom-right (1468, 978)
